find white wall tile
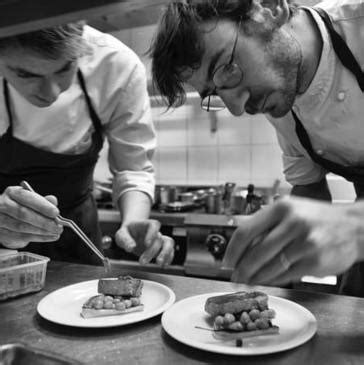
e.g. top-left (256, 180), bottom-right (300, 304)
top-left (158, 147), bottom-right (187, 184)
top-left (187, 115), bottom-right (219, 146)
top-left (129, 25), bottom-right (156, 57)
top-left (153, 107), bottom-right (187, 147)
top-left (187, 147), bottom-right (218, 184)
top-left (152, 106), bottom-right (186, 122)
top-left (154, 119), bottom-right (187, 147)
top-left (110, 29), bottom-right (132, 48)
top-left (250, 114), bottom-right (278, 144)
top-left (217, 112), bottom-right (251, 145)
top-left (96, 28), bottom-right (294, 192)
top-left (218, 146), bottom-right (251, 184)
top-left (251, 144), bottom-right (285, 186)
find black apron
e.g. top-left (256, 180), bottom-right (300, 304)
top-left (292, 8), bottom-right (364, 296)
top-left (0, 70), bottom-right (104, 264)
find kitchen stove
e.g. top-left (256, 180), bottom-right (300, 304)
top-left (95, 184), bottom-right (338, 291)
top-left (94, 183), bottom-right (265, 280)
top-left (184, 213), bottom-right (237, 279)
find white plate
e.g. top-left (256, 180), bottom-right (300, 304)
top-left (162, 292), bottom-right (317, 355)
top-left (37, 279), bottom-right (175, 328)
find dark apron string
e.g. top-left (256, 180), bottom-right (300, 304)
top-left (0, 69), bottom-right (105, 264)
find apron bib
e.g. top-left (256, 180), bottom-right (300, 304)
top-left (293, 8), bottom-right (364, 296)
top-left (0, 70), bottom-right (104, 264)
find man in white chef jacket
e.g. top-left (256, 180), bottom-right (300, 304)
top-left (0, 22), bottom-right (174, 265)
top-left (149, 0), bottom-right (364, 295)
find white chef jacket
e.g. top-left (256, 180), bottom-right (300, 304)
top-left (267, 0), bottom-right (364, 186)
top-left (0, 25), bottom-right (156, 204)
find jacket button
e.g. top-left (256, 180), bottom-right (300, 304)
top-left (316, 149), bottom-right (324, 155)
top-left (337, 92), bottom-right (346, 101)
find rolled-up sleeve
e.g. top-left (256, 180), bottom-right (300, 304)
top-left (103, 53), bottom-right (156, 205)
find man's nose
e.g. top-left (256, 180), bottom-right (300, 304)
top-left (39, 77), bottom-right (62, 102)
top-left (219, 89), bottom-right (250, 116)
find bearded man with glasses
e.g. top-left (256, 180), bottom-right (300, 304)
top-left (150, 0), bottom-right (364, 297)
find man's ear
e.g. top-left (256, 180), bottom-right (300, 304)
top-left (249, 0), bottom-right (290, 29)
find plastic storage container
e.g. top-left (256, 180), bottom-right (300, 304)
top-left (0, 252), bottom-right (49, 300)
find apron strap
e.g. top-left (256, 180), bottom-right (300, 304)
top-left (3, 79), bottom-right (13, 134)
top-left (77, 69), bottom-right (103, 134)
top-left (314, 7), bottom-right (364, 91)
top-left (290, 7), bottom-right (364, 182)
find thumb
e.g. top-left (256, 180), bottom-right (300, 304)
top-left (115, 226), bottom-right (137, 252)
top-left (222, 203), bottom-right (285, 269)
top-left (45, 195), bottom-right (58, 207)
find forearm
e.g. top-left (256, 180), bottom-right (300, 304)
top-left (291, 178), bottom-right (332, 202)
top-left (117, 190), bottom-right (152, 224)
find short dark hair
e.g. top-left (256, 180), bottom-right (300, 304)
top-left (0, 22), bottom-right (90, 60)
top-left (150, 0), bottom-right (298, 109)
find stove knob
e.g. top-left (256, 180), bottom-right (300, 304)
top-left (205, 233), bottom-right (227, 259)
top-left (101, 235), bottom-right (113, 250)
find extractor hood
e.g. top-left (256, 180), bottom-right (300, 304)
top-left (0, 0), bottom-right (169, 38)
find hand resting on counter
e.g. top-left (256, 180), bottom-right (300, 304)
top-left (115, 219), bottom-right (174, 267)
top-left (222, 196), bottom-right (364, 286)
top-left (0, 185), bottom-right (63, 249)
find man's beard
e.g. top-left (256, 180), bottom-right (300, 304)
top-left (263, 30), bottom-right (303, 118)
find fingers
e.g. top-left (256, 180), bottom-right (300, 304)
top-left (7, 186), bottom-right (59, 217)
top-left (144, 220), bottom-right (161, 246)
top-left (156, 234), bottom-right (175, 266)
top-left (114, 227), bottom-right (137, 252)
top-left (222, 203), bottom-right (287, 269)
top-left (231, 217), bottom-right (307, 283)
top-left (0, 187), bottom-right (63, 248)
top-left (230, 234), bottom-right (266, 283)
top-left (0, 227), bottom-right (61, 249)
top-left (1, 187), bottom-right (61, 232)
top-left (139, 234), bottom-right (175, 266)
top-left (268, 256), bottom-right (319, 287)
top-left (45, 195), bottom-right (58, 207)
top-left (138, 233), bottom-right (162, 264)
top-left (115, 220), bottom-right (174, 266)
top-left (0, 214), bottom-right (61, 235)
top-left (245, 237), bottom-right (309, 285)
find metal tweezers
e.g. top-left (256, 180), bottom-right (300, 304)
top-left (20, 181), bottom-right (108, 266)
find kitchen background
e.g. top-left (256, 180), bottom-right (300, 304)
top-left (93, 15), bottom-right (356, 203)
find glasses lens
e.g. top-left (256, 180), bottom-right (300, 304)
top-left (201, 94), bottom-right (225, 112)
top-left (213, 63), bottom-right (243, 89)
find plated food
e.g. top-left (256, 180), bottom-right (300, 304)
top-left (81, 276), bottom-right (144, 318)
top-left (162, 292), bottom-right (316, 355)
top-left (204, 291), bottom-right (279, 342)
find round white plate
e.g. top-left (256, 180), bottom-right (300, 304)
top-left (162, 292), bottom-right (317, 355)
top-left (38, 279), bottom-right (175, 328)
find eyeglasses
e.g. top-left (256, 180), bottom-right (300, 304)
top-left (201, 18), bottom-right (243, 112)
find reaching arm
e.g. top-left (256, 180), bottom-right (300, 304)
top-left (222, 196), bottom-right (364, 286)
top-left (114, 190), bottom-right (174, 266)
top-left (101, 49), bottom-right (174, 266)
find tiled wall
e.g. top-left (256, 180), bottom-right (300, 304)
top-left (93, 25), bottom-right (288, 189)
top-left (94, 23), bottom-right (356, 200)
top-left (151, 100), bottom-right (286, 187)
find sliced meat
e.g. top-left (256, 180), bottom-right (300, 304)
top-left (205, 291), bottom-right (268, 316)
top-left (98, 276), bottom-right (143, 297)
